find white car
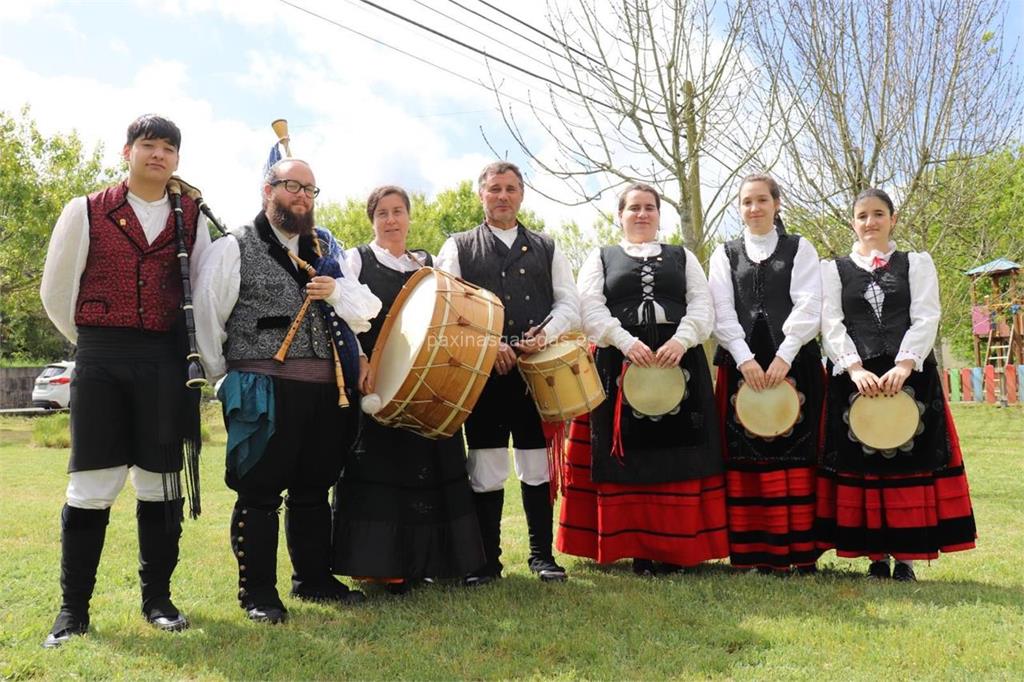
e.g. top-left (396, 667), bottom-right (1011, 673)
top-left (32, 361), bottom-right (75, 409)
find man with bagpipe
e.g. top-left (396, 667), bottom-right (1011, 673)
top-left (39, 114), bottom-right (211, 647)
top-left (194, 158), bottom-right (380, 623)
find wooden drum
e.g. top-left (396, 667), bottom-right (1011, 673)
top-left (361, 267), bottom-right (504, 439)
top-left (517, 340), bottom-right (605, 422)
top-left (734, 381), bottom-right (802, 439)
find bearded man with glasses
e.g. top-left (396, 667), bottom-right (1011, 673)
top-left (194, 158), bottom-right (381, 623)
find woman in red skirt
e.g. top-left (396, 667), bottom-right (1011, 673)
top-left (709, 174), bottom-right (825, 574)
top-left (556, 183), bottom-right (728, 575)
top-left (817, 188), bottom-right (976, 581)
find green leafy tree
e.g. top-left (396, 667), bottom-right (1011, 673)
top-left (0, 107), bottom-right (116, 361)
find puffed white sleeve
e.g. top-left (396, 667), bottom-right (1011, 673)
top-left (434, 237), bottom-right (461, 277)
top-left (193, 235), bottom-right (241, 381)
top-left (896, 252), bottom-right (940, 370)
top-left (342, 246), bottom-right (363, 281)
top-left (40, 197), bottom-right (91, 345)
top-left (578, 248), bottom-right (637, 353)
top-left (820, 259), bottom-right (861, 375)
top-left (323, 254), bottom-right (381, 335)
top-left (709, 243), bottom-right (754, 366)
top-left (776, 237), bottom-right (823, 364)
top-left (670, 247), bottom-right (714, 349)
top-left (543, 243), bottom-right (581, 339)
top-left (187, 215), bottom-right (213, 284)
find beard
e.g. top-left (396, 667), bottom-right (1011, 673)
top-left (268, 199), bottom-right (315, 236)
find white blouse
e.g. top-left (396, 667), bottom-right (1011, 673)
top-left (820, 242), bottom-right (940, 375)
top-left (708, 229), bottom-right (822, 366)
top-left (344, 241), bottom-right (426, 278)
top-left (577, 239), bottom-right (714, 354)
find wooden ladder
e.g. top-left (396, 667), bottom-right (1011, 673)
top-left (985, 324), bottom-right (1011, 404)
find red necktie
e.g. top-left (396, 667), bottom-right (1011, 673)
top-left (871, 256), bottom-right (888, 270)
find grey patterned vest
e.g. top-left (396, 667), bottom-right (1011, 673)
top-left (224, 222), bottom-right (332, 362)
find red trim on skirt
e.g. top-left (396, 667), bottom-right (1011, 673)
top-left (556, 414), bottom-right (728, 566)
top-left (815, 391), bottom-right (977, 561)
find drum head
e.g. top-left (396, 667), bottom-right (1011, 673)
top-left (734, 382), bottom-right (800, 438)
top-left (518, 340), bottom-right (578, 367)
top-left (371, 270), bottom-right (437, 405)
top-left (621, 365), bottom-right (685, 416)
top-left (848, 391), bottom-right (919, 450)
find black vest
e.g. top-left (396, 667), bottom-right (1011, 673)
top-left (724, 233), bottom-right (799, 349)
top-left (600, 244), bottom-right (688, 327)
top-left (836, 251), bottom-right (933, 363)
top-left (355, 245), bottom-right (432, 355)
top-left (454, 223), bottom-right (554, 341)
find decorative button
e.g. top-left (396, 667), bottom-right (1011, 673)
top-left (508, 320), bottom-right (515, 326)
top-left (138, 279), bottom-right (145, 287)
top-left (240, 577), bottom-right (247, 583)
top-left (138, 306), bottom-right (144, 313)
top-left (521, 245), bottom-right (528, 252)
top-left (118, 218), bottom-right (127, 226)
top-left (237, 521), bottom-right (245, 528)
top-left (525, 295), bottom-right (530, 301)
top-left (237, 550), bottom-right (245, 558)
top-left (237, 536), bottom-right (244, 543)
top-left (242, 509), bottom-right (248, 515)
top-left (239, 564), bottom-right (246, 571)
top-left (519, 268), bottom-right (525, 274)
top-left (501, 271), bottom-right (506, 277)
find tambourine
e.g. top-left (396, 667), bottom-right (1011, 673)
top-left (845, 388), bottom-right (926, 457)
top-left (621, 365), bottom-right (689, 419)
top-left (733, 380), bottom-right (803, 439)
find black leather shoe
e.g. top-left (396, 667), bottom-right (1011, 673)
top-left (292, 579), bottom-right (365, 605)
top-left (146, 612), bottom-right (189, 632)
top-left (868, 560), bottom-right (891, 579)
top-left (655, 562), bottom-right (683, 575)
top-left (462, 572), bottom-right (500, 587)
top-left (528, 556), bottom-right (567, 582)
top-left (892, 562), bottom-right (917, 582)
top-left (42, 610), bottom-right (88, 649)
top-left (246, 605), bottom-right (288, 624)
top-left (795, 565), bottom-right (818, 576)
top-left (632, 559), bottom-right (655, 577)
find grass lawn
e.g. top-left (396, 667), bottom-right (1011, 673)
top-left (1, 403), bottom-right (1021, 680)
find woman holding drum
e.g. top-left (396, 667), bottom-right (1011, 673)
top-left (331, 185), bottom-right (485, 594)
top-left (709, 175), bottom-right (825, 574)
top-left (556, 183), bottom-right (728, 575)
top-left (817, 188), bottom-right (976, 581)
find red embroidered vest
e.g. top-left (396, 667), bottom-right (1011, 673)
top-left (75, 181), bottom-right (199, 332)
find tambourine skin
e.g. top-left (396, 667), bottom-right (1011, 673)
top-left (517, 340), bottom-right (605, 422)
top-left (621, 364), bottom-right (686, 417)
top-left (848, 391), bottom-right (919, 450)
top-left (734, 381), bottom-right (800, 438)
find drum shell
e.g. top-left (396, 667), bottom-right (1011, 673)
top-left (368, 268), bottom-right (504, 439)
top-left (517, 342), bottom-right (605, 422)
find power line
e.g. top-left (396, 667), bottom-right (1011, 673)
top-left (275, 0), bottom-right (554, 117)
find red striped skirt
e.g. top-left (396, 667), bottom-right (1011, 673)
top-left (556, 414), bottom-right (728, 566)
top-left (815, 399), bottom-right (977, 561)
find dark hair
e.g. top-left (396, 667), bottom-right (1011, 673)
top-left (853, 187), bottom-right (896, 216)
top-left (617, 183), bottom-right (661, 213)
top-left (739, 173), bottom-right (786, 235)
top-left (125, 114), bottom-right (181, 150)
top-left (366, 185), bottom-right (411, 221)
top-left (477, 161), bottom-right (524, 190)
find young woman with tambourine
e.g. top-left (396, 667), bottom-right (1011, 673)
top-left (556, 183), bottom-right (728, 576)
top-left (817, 188), bottom-right (976, 581)
top-left (709, 174), bottom-right (826, 575)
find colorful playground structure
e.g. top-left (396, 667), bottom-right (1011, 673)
top-left (950, 258), bottom-right (1023, 405)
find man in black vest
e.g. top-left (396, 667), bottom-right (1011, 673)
top-left (436, 161), bottom-right (580, 585)
top-left (194, 159), bottom-right (380, 623)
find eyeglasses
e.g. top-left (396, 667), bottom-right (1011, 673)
top-left (270, 179), bottom-right (320, 198)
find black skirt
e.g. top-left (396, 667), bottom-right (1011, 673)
top-left (589, 324), bottom-right (724, 485)
top-left (331, 414), bottom-right (486, 579)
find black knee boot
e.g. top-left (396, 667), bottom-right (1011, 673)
top-left (521, 482), bottom-right (567, 582)
top-left (43, 505), bottom-right (109, 648)
top-left (284, 500), bottom-right (363, 605)
top-left (137, 499), bottom-right (188, 631)
top-left (231, 504), bottom-right (287, 623)
top-left (464, 490), bottom-right (504, 586)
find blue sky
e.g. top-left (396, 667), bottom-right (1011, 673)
top-left (2, 0), bottom-right (1022, 234)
